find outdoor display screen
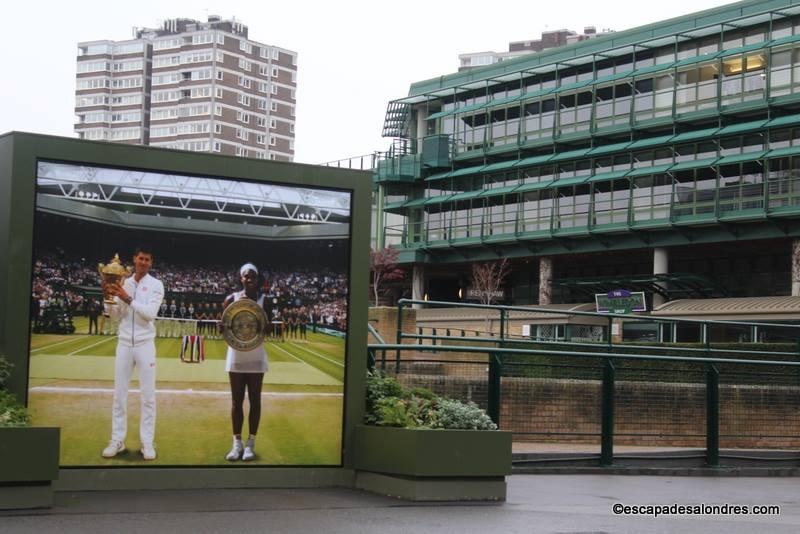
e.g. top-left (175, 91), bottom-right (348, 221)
top-left (27, 160), bottom-right (351, 466)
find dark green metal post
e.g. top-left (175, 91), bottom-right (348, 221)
top-left (706, 363), bottom-right (720, 467)
top-left (395, 301), bottom-right (404, 373)
top-left (601, 358), bottom-right (615, 467)
top-left (487, 353), bottom-right (502, 426)
top-left (367, 347), bottom-right (375, 371)
top-left (499, 309), bottom-right (506, 344)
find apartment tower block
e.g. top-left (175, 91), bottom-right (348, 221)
top-left (75, 16), bottom-right (296, 160)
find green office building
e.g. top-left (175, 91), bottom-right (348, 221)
top-left (376, 0), bottom-right (800, 308)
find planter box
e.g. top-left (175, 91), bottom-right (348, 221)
top-left (352, 425), bottom-right (511, 501)
top-left (354, 425), bottom-right (512, 477)
top-left (0, 427), bottom-right (60, 509)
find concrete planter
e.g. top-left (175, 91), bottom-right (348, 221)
top-left (0, 427), bottom-right (60, 509)
top-left (352, 425), bottom-right (511, 501)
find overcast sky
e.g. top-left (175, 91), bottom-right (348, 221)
top-left (0, 0), bottom-right (730, 164)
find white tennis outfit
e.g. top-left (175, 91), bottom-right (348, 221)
top-left (105, 273), bottom-right (164, 446)
top-left (225, 291), bottom-right (269, 373)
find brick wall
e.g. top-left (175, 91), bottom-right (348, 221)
top-left (393, 370), bottom-right (800, 448)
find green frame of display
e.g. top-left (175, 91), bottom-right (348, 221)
top-left (0, 132), bottom-right (371, 489)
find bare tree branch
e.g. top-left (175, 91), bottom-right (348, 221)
top-left (470, 258), bottom-right (511, 306)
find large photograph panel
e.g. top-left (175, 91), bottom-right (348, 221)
top-left (28, 161), bottom-right (351, 466)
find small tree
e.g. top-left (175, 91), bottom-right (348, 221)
top-left (471, 259), bottom-right (511, 333)
top-left (470, 258), bottom-right (511, 306)
top-left (370, 247), bottom-right (405, 306)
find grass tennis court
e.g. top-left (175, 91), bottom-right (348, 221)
top-left (27, 319), bottom-right (347, 466)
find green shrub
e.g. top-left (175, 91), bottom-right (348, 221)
top-left (375, 396), bottom-right (437, 428)
top-left (365, 371), bottom-right (406, 425)
top-left (0, 390), bottom-right (30, 428)
top-left (365, 370), bottom-right (495, 430)
top-left (0, 354), bottom-right (12, 390)
top-left (0, 354), bottom-right (30, 428)
top-left (407, 386), bottom-right (437, 400)
top-left (432, 399), bottom-right (497, 430)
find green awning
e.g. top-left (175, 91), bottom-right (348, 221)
top-left (631, 62), bottom-right (675, 77)
top-left (430, 94), bottom-right (526, 120)
top-left (402, 197), bottom-right (428, 208)
top-left (424, 170), bottom-right (453, 181)
top-left (514, 153), bottom-right (555, 167)
top-left (767, 145), bottom-right (800, 159)
top-left (519, 87), bottom-right (556, 102)
top-left (627, 134), bottom-right (674, 150)
top-left (717, 119), bottom-right (768, 136)
top-left (766, 113), bottom-right (800, 128)
top-left (673, 52), bottom-right (721, 68)
top-left (716, 150), bottom-right (767, 166)
top-left (718, 41), bottom-right (770, 58)
top-left (514, 180), bottom-right (555, 193)
top-left (588, 169), bottom-right (630, 183)
top-left (424, 194), bottom-right (454, 205)
top-left (588, 141), bottom-right (632, 156)
top-left (551, 175), bottom-right (589, 188)
top-left (448, 190), bottom-right (483, 202)
top-left (770, 34), bottom-right (800, 48)
top-left (426, 108), bottom-right (454, 121)
top-left (480, 184), bottom-right (520, 197)
top-left (669, 157), bottom-right (719, 172)
top-left (670, 127), bottom-right (720, 143)
top-left (549, 147), bottom-right (591, 162)
top-left (384, 200), bottom-right (406, 211)
top-left (627, 163), bottom-right (673, 177)
top-left (592, 71), bottom-right (633, 86)
top-left (482, 160), bottom-right (520, 173)
top-left (449, 164), bottom-right (486, 178)
top-left (486, 94), bottom-right (523, 108)
top-left (460, 103), bottom-right (490, 116)
top-left (556, 79), bottom-right (593, 93)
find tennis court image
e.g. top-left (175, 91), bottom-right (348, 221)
top-left (28, 161), bottom-right (353, 467)
top-left (28, 320), bottom-right (346, 466)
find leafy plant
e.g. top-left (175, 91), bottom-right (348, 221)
top-left (0, 353), bottom-right (12, 390)
top-left (0, 390), bottom-right (30, 428)
top-left (0, 353), bottom-right (30, 427)
top-left (432, 399), bottom-right (497, 430)
top-left (365, 371), bottom-right (406, 424)
top-left (365, 370), bottom-right (495, 430)
top-left (375, 396), bottom-right (438, 428)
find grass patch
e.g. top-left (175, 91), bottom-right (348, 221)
top-left (28, 389), bottom-right (343, 466)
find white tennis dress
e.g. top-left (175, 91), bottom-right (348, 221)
top-left (225, 291), bottom-right (269, 373)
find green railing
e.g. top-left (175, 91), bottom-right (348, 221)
top-left (366, 299), bottom-right (800, 467)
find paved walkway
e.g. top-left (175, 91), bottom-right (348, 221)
top-left (2, 475), bottom-right (799, 533)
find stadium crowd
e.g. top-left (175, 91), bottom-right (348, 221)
top-left (31, 252), bottom-right (349, 332)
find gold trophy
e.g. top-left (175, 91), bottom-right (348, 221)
top-left (98, 254), bottom-right (132, 305)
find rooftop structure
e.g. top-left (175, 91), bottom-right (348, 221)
top-left (459, 27), bottom-right (613, 71)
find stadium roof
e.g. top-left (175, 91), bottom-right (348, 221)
top-left (35, 161), bottom-right (351, 238)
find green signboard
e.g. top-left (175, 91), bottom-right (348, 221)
top-left (595, 290), bottom-right (647, 314)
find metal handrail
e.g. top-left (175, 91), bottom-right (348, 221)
top-left (367, 342), bottom-right (800, 367)
top-left (366, 322), bottom-right (385, 344)
top-left (367, 341), bottom-right (800, 467)
top-left (406, 332), bottom-right (800, 358)
top-left (398, 298), bottom-right (800, 329)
